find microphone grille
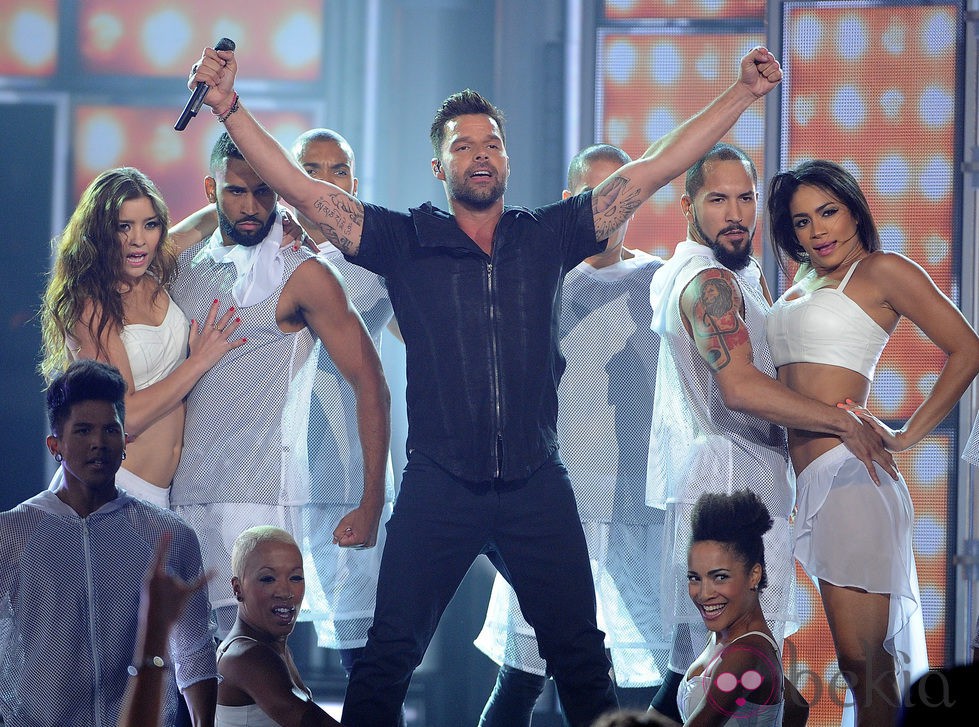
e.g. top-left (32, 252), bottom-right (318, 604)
top-left (214, 38), bottom-right (236, 51)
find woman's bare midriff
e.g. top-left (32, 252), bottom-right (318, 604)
top-left (122, 404), bottom-right (186, 488)
top-left (777, 361), bottom-right (872, 475)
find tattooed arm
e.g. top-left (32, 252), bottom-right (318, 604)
top-left (592, 47), bottom-right (782, 240)
top-left (189, 47), bottom-right (366, 255)
top-left (224, 103), bottom-right (364, 255)
top-left (678, 268), bottom-right (895, 480)
top-left (216, 102), bottom-right (364, 254)
top-left (683, 269), bottom-right (750, 373)
top-left (680, 266), bottom-right (846, 424)
top-left (225, 101), bottom-right (364, 255)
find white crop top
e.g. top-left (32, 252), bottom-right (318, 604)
top-left (118, 293), bottom-right (189, 389)
top-left (678, 631), bottom-right (783, 726)
top-left (215, 636), bottom-right (283, 726)
top-left (214, 703), bottom-right (281, 727)
top-left (766, 260), bottom-right (888, 380)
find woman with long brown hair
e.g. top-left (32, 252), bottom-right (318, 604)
top-left (40, 166), bottom-right (243, 506)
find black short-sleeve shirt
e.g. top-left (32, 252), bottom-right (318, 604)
top-left (348, 192), bottom-right (603, 482)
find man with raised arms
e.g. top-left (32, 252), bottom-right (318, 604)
top-left (187, 45), bottom-right (782, 727)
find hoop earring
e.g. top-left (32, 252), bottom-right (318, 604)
top-left (54, 453), bottom-right (63, 463)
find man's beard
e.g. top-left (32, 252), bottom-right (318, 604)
top-left (218, 206), bottom-right (277, 247)
top-left (448, 169), bottom-right (506, 211)
top-left (693, 215), bottom-right (754, 272)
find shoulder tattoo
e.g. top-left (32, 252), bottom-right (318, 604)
top-left (686, 271), bottom-right (750, 371)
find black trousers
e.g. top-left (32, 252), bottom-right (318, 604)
top-left (342, 451), bottom-right (617, 726)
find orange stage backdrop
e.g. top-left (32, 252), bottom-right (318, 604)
top-left (78, 0), bottom-right (323, 80)
top-left (72, 106), bottom-right (315, 223)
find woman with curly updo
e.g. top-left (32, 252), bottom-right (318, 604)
top-left (674, 490), bottom-right (791, 726)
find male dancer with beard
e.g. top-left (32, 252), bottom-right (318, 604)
top-left (646, 143), bottom-right (891, 723)
top-left (169, 132), bottom-right (390, 638)
top-left (188, 44), bottom-right (783, 727)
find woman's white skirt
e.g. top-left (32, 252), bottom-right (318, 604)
top-left (795, 443), bottom-right (928, 685)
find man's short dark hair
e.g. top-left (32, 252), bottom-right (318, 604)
top-left (685, 143), bottom-right (757, 199)
top-left (566, 144), bottom-right (631, 190)
top-left (46, 360), bottom-right (126, 435)
top-left (429, 89), bottom-right (506, 157)
top-left (210, 131), bottom-right (246, 173)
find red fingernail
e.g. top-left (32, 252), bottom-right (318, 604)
top-left (241, 338), bottom-right (247, 343)
top-left (214, 300), bottom-right (219, 305)
top-left (235, 317), bottom-right (241, 323)
top-left (229, 307), bottom-right (235, 313)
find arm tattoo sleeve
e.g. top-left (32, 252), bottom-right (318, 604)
top-left (592, 175), bottom-right (643, 241)
top-left (313, 193), bottom-right (364, 255)
top-left (687, 273), bottom-right (750, 372)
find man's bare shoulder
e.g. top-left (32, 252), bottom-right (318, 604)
top-left (279, 255), bottom-right (352, 322)
top-left (286, 255), bottom-right (345, 290)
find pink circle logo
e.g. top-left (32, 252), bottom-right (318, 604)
top-left (705, 642), bottom-right (780, 718)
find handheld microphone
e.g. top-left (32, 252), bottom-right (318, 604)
top-left (174, 37), bottom-right (236, 131)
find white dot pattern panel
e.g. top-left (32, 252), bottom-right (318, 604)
top-left (476, 253), bottom-right (671, 686)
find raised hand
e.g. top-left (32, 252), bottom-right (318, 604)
top-left (119, 533), bottom-right (213, 727)
top-left (141, 532), bottom-right (212, 638)
top-left (187, 45), bottom-right (238, 111)
top-left (738, 46), bottom-right (783, 98)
